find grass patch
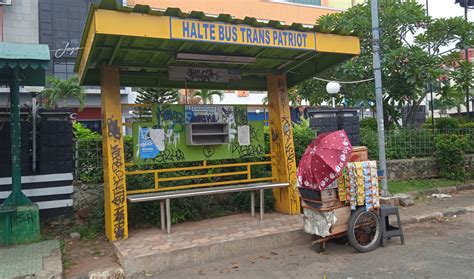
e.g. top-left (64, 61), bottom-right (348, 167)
top-left (59, 239), bottom-right (73, 270)
top-left (388, 178), bottom-right (471, 194)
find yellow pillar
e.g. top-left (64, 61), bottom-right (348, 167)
top-left (267, 74), bottom-right (300, 215)
top-left (100, 65), bottom-right (128, 241)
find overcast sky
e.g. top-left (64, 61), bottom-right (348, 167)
top-left (417, 0), bottom-right (473, 21)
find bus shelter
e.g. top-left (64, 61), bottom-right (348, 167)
top-left (75, 0), bottom-right (360, 241)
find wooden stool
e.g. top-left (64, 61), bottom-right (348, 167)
top-left (380, 204), bottom-right (405, 246)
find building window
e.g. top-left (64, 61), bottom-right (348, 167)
top-left (52, 59), bottom-right (76, 80)
top-left (287, 0), bottom-right (321, 5)
top-left (272, 0), bottom-right (322, 6)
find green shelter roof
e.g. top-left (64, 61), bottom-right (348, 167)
top-left (0, 42), bottom-right (50, 86)
top-left (76, 0), bottom-right (360, 90)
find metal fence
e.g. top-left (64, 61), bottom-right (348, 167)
top-left (73, 128), bottom-right (474, 182)
top-left (357, 127), bottom-right (474, 160)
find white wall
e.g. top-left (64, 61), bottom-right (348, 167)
top-left (211, 91), bottom-right (266, 105)
top-left (3, 0), bottom-right (39, 44)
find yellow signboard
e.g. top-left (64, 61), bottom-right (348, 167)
top-left (170, 18), bottom-right (316, 51)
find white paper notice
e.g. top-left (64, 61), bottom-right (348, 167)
top-left (238, 125), bottom-right (250, 146)
top-left (149, 129), bottom-right (165, 151)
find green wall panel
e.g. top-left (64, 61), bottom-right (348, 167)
top-left (133, 104), bottom-right (265, 164)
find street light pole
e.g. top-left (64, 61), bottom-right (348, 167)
top-left (426, 0), bottom-right (435, 130)
top-left (370, 0), bottom-right (389, 196)
top-left (464, 4), bottom-right (470, 117)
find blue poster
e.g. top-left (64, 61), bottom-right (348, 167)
top-left (138, 126), bottom-right (160, 159)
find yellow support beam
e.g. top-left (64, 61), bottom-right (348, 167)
top-left (100, 65), bottom-right (129, 241)
top-left (267, 73), bottom-right (300, 215)
top-left (315, 33), bottom-right (361, 55)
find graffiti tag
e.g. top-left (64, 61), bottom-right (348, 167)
top-left (110, 144), bottom-right (125, 239)
top-left (153, 149), bottom-right (185, 163)
top-left (107, 117), bottom-right (121, 140)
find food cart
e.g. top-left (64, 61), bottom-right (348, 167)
top-left (297, 131), bottom-right (382, 253)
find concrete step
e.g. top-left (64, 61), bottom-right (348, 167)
top-left (113, 213), bottom-right (309, 276)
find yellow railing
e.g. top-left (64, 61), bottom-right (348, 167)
top-left (125, 156), bottom-right (274, 195)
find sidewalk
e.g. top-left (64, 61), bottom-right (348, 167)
top-left (0, 240), bottom-right (62, 279)
top-left (68, 188), bottom-right (474, 278)
top-left (399, 189), bottom-right (474, 224)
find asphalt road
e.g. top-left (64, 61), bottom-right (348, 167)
top-left (157, 213), bottom-right (474, 279)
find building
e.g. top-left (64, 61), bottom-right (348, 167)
top-left (125, 0), bottom-right (363, 106)
top-left (0, 0), bottom-right (363, 126)
top-left (0, 0), bottom-right (134, 131)
top-left (127, 0), bottom-right (364, 25)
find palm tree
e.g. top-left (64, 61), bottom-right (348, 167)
top-left (193, 89), bottom-right (223, 104)
top-left (40, 76), bottom-right (86, 110)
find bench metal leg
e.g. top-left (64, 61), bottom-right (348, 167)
top-left (251, 191), bottom-right (255, 217)
top-left (166, 198), bottom-right (171, 234)
top-left (259, 189), bottom-right (264, 220)
top-left (160, 201), bottom-right (165, 231)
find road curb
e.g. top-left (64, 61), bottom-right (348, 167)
top-left (402, 206), bottom-right (471, 225)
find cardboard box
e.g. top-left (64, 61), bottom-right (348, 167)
top-left (321, 188), bottom-right (338, 201)
top-left (350, 146), bottom-right (368, 162)
top-left (330, 206), bottom-right (351, 235)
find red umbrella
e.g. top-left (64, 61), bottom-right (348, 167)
top-left (297, 130), bottom-right (353, 191)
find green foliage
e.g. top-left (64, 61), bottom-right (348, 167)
top-left (296, 0), bottom-right (473, 128)
top-left (73, 122), bottom-right (100, 139)
top-left (359, 118), bottom-right (377, 132)
top-left (435, 117), bottom-right (460, 131)
top-left (136, 87), bottom-right (180, 104)
top-left (436, 134), bottom-right (470, 181)
top-left (193, 89), bottom-right (223, 104)
top-left (292, 117), bottom-right (316, 163)
top-left (460, 122), bottom-right (474, 129)
top-left (40, 76), bottom-right (86, 110)
top-left (360, 127), bottom-right (379, 160)
top-left (134, 88), bottom-right (179, 119)
top-left (421, 117), bottom-right (434, 129)
top-left (74, 123), bottom-right (103, 184)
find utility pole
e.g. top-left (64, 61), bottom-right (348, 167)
top-left (370, 0), bottom-right (389, 196)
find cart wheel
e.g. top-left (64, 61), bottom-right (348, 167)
top-left (315, 242), bottom-right (326, 253)
top-left (347, 207), bottom-right (382, 253)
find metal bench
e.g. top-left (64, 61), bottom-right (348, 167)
top-left (127, 182), bottom-right (289, 234)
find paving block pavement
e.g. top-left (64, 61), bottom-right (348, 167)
top-left (0, 240), bottom-right (62, 278)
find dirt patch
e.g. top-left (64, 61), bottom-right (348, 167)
top-left (42, 220), bottom-right (119, 278)
top-left (63, 236), bottom-right (119, 278)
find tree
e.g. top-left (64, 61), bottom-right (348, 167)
top-left (193, 89), bottom-right (223, 104)
top-left (134, 87), bottom-right (179, 118)
top-left (40, 76), bottom-right (86, 110)
top-left (295, 0), bottom-right (473, 128)
top-left (135, 87), bottom-right (179, 105)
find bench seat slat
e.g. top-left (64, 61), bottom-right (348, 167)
top-left (127, 182), bottom-right (289, 203)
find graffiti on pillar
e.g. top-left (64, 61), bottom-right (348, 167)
top-left (282, 116), bottom-right (296, 183)
top-left (107, 117), bottom-right (121, 140)
top-left (277, 77), bottom-right (287, 111)
top-left (276, 75), bottom-right (299, 206)
top-left (108, 116), bottom-right (126, 240)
